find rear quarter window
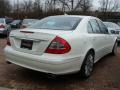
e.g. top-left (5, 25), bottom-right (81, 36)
top-left (87, 22), bottom-right (93, 33)
top-left (89, 19), bottom-right (101, 34)
top-left (97, 20), bottom-right (108, 34)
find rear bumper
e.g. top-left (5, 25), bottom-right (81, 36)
top-left (11, 25), bottom-right (18, 28)
top-left (4, 46), bottom-right (83, 75)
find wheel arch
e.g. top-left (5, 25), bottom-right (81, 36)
top-left (80, 48), bottom-right (95, 70)
top-left (88, 48), bottom-right (95, 57)
top-left (79, 48), bottom-right (95, 78)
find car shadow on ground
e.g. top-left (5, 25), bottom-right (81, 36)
top-left (0, 35), bottom-right (7, 39)
top-left (13, 67), bottom-right (83, 84)
top-left (8, 52), bottom-right (117, 84)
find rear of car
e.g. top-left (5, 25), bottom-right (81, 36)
top-left (0, 18), bottom-right (12, 36)
top-left (10, 20), bottom-right (22, 29)
top-left (0, 18), bottom-right (7, 35)
top-left (5, 16), bottom-right (83, 75)
top-left (104, 22), bottom-right (120, 42)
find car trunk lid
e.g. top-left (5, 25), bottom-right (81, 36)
top-left (9, 28), bottom-right (72, 55)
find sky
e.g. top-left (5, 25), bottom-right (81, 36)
top-left (93, 0), bottom-right (100, 9)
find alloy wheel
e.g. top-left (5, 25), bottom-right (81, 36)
top-left (84, 54), bottom-right (94, 77)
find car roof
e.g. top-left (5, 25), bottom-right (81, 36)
top-left (49, 15), bottom-right (94, 19)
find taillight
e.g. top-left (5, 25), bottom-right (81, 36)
top-left (45, 36), bottom-right (71, 54)
top-left (7, 38), bottom-right (11, 46)
top-left (0, 25), bottom-right (5, 28)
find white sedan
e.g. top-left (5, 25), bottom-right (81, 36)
top-left (4, 15), bottom-right (117, 78)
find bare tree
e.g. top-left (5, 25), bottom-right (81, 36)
top-left (99, 0), bottom-right (119, 12)
top-left (33, 0), bottom-right (43, 18)
top-left (58, 0), bottom-right (71, 11)
top-left (21, 0), bottom-right (33, 13)
top-left (0, 0), bottom-right (11, 17)
top-left (74, 0), bottom-right (92, 12)
top-left (45, 0), bottom-right (54, 12)
top-left (80, 0), bottom-right (92, 12)
top-left (45, 0), bottom-right (64, 11)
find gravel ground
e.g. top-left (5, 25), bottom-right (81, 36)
top-left (0, 36), bottom-right (120, 90)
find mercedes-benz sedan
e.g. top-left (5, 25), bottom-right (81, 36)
top-left (4, 15), bottom-right (117, 78)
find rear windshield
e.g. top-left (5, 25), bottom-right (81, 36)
top-left (0, 18), bottom-right (4, 23)
top-left (12, 20), bottom-right (20, 24)
top-left (22, 19), bottom-right (38, 24)
top-left (29, 16), bottom-right (82, 30)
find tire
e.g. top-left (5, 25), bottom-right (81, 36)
top-left (80, 51), bottom-right (94, 79)
top-left (111, 41), bottom-right (117, 55)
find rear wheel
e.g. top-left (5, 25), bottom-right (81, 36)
top-left (80, 51), bottom-right (94, 79)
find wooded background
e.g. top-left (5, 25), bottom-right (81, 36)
top-left (0, 0), bottom-right (120, 22)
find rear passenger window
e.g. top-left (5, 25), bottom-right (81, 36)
top-left (89, 19), bottom-right (101, 34)
top-left (97, 20), bottom-right (109, 34)
top-left (87, 22), bottom-right (93, 33)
